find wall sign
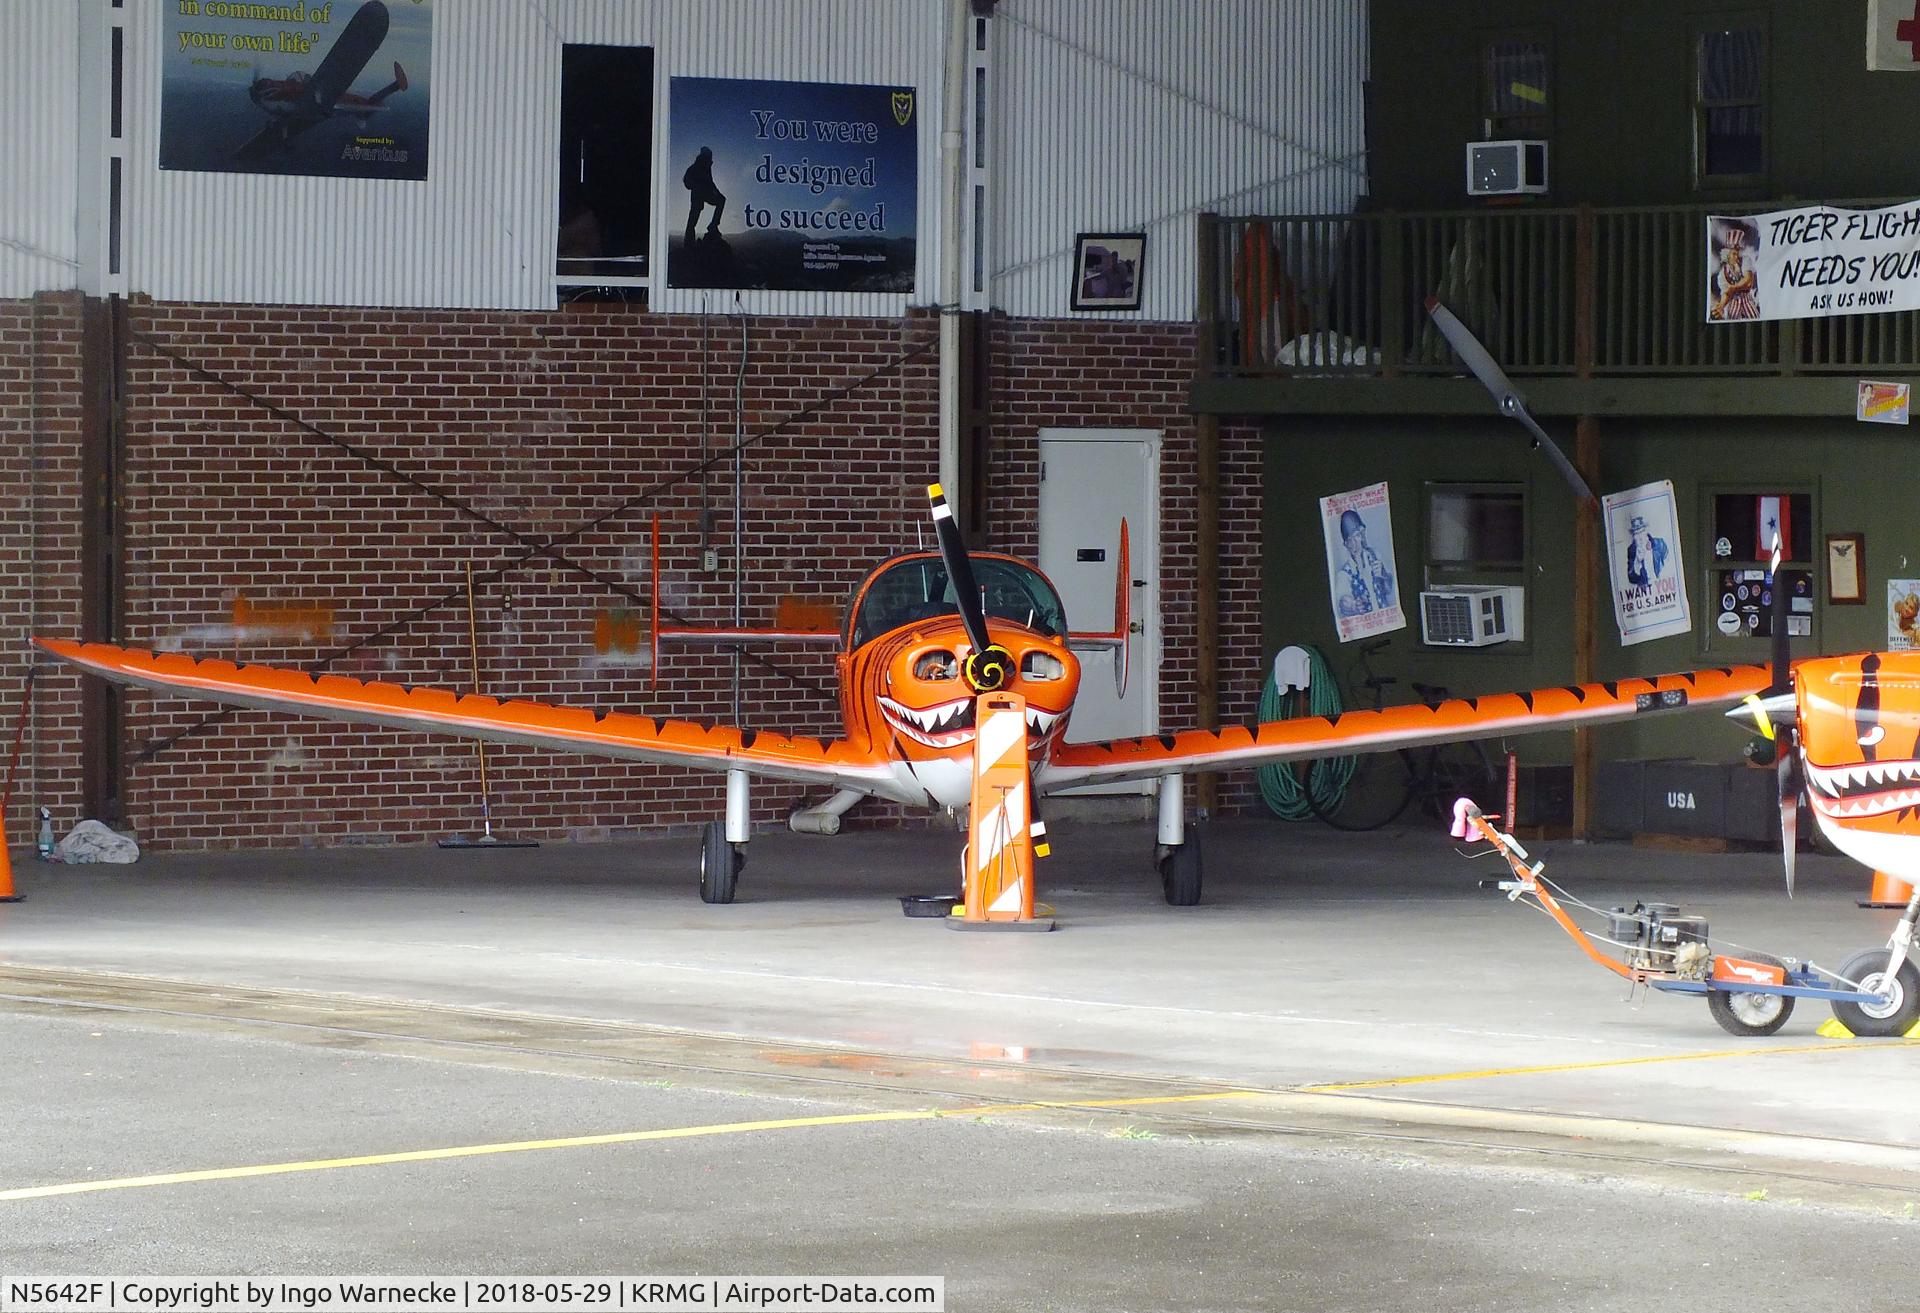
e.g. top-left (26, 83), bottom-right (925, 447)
top-left (1707, 202), bottom-right (1920, 323)
top-left (160, 0), bottom-right (433, 180)
top-left (1827, 533), bottom-right (1866, 604)
top-left (1858, 380), bottom-right (1911, 424)
top-left (667, 77), bottom-right (918, 293)
top-left (1602, 480), bottom-right (1690, 645)
top-left (1892, 579), bottom-right (1920, 649)
top-left (1715, 568), bottom-right (1812, 638)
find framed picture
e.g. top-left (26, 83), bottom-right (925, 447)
top-left (1070, 232), bottom-right (1145, 311)
top-left (1827, 532), bottom-right (1866, 604)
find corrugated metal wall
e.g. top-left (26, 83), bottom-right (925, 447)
top-left (0, 0), bottom-right (82, 297)
top-left (120, 0), bottom-right (944, 313)
top-left (989, 0), bottom-right (1368, 321)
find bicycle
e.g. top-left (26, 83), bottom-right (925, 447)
top-left (1296, 638), bottom-right (1507, 831)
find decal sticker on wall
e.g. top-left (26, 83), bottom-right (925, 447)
top-left (160, 0), bottom-right (432, 181)
top-left (667, 76), bottom-right (918, 292)
top-left (1889, 580), bottom-right (1920, 650)
top-left (1320, 481), bottom-right (1405, 643)
top-left (1706, 202), bottom-right (1920, 323)
top-left (1603, 480), bottom-right (1690, 646)
top-left (1858, 379), bottom-right (1911, 424)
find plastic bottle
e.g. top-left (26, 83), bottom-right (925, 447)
top-left (36, 808), bottom-right (53, 861)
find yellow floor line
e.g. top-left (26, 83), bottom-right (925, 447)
top-left (1304, 1038), bottom-right (1894, 1092)
top-left (0, 1092), bottom-right (1258, 1204)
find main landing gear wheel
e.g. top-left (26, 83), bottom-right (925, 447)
top-left (1158, 829), bottom-right (1203, 907)
top-left (699, 820), bottom-right (744, 904)
top-left (1706, 952), bottom-right (1794, 1037)
top-left (1832, 948), bottom-right (1920, 1037)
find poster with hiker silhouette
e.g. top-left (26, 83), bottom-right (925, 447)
top-left (667, 76), bottom-right (918, 292)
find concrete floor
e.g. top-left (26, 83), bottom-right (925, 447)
top-left (2, 818), bottom-right (1918, 1306)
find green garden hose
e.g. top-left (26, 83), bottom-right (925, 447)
top-left (1256, 646), bottom-right (1354, 820)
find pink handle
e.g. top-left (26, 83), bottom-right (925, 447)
top-left (1449, 796), bottom-right (1476, 840)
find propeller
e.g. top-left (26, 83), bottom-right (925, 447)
top-left (1732, 533), bottom-right (1801, 896)
top-left (926, 483), bottom-right (1014, 692)
top-left (1424, 297), bottom-right (1598, 510)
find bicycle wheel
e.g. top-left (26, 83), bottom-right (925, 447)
top-left (1411, 743), bottom-right (1505, 821)
top-left (1299, 752), bottom-right (1418, 831)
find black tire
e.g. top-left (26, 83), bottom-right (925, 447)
top-left (1299, 754), bottom-right (1417, 831)
top-left (1706, 952), bottom-right (1795, 1037)
top-left (699, 820), bottom-right (740, 904)
top-left (1832, 948), bottom-right (1920, 1037)
top-left (1159, 828), bottom-right (1203, 906)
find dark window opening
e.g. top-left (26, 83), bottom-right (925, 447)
top-left (1696, 24), bottom-right (1766, 185)
top-left (1427, 483), bottom-right (1527, 572)
top-left (557, 44), bottom-right (654, 283)
top-left (1481, 35), bottom-right (1549, 140)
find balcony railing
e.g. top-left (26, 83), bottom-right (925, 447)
top-left (1200, 202), bottom-right (1920, 379)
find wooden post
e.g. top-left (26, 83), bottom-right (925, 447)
top-left (1196, 412), bottom-right (1220, 813)
top-left (1572, 414), bottom-right (1600, 839)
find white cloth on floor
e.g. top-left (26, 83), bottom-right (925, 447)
top-left (55, 819), bottom-right (140, 865)
top-left (1272, 645), bottom-right (1313, 693)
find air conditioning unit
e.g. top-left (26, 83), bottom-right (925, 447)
top-left (1466, 140), bottom-right (1549, 196)
top-left (1420, 586), bottom-right (1526, 647)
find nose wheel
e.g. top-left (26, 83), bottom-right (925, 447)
top-left (699, 820), bottom-right (745, 904)
top-left (1157, 829), bottom-right (1203, 906)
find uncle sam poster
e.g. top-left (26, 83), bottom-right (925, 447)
top-left (1320, 481), bottom-right (1405, 642)
top-left (1603, 480), bottom-right (1690, 645)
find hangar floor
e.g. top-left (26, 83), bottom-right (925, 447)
top-left (2, 819), bottom-right (1916, 1305)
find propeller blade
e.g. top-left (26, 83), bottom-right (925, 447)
top-left (926, 484), bottom-right (1012, 691)
top-left (1766, 532), bottom-right (1791, 693)
top-left (1777, 738), bottom-right (1799, 899)
top-left (1424, 297), bottom-right (1598, 508)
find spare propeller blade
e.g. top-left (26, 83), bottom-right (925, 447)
top-left (1766, 532), bottom-right (1800, 897)
top-left (926, 484), bottom-right (1013, 692)
top-left (1424, 297), bottom-right (1598, 509)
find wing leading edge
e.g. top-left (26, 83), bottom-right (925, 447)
top-left (36, 639), bottom-right (901, 799)
top-left (1041, 664), bottom-right (1773, 792)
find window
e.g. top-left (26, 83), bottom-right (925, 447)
top-left (1710, 492), bottom-right (1810, 564)
top-left (556, 45), bottom-right (655, 286)
top-left (1426, 483), bottom-right (1527, 573)
top-left (848, 557), bottom-right (1066, 648)
top-left (1481, 34), bottom-right (1550, 140)
top-left (1695, 22), bottom-right (1766, 186)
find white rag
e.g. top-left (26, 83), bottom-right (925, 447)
top-left (1272, 645), bottom-right (1313, 693)
top-left (55, 819), bottom-right (141, 865)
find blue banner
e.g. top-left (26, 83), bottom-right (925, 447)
top-left (160, 0), bottom-right (432, 181)
top-left (668, 76), bottom-right (918, 293)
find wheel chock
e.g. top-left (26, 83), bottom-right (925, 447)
top-left (1815, 1015), bottom-right (1920, 1039)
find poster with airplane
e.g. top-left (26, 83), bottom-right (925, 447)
top-left (160, 0), bottom-right (432, 181)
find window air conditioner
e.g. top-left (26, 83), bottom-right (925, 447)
top-left (1419, 586), bottom-right (1526, 647)
top-left (1465, 140), bottom-right (1549, 196)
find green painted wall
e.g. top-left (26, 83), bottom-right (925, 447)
top-left (1370, 0), bottom-right (1920, 209)
top-left (1260, 417), bottom-right (1918, 768)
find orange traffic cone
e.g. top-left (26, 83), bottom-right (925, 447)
top-left (0, 804), bottom-right (21, 903)
top-left (1860, 870), bottom-right (1914, 910)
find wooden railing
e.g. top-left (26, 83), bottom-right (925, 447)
top-left (1200, 202), bottom-right (1920, 379)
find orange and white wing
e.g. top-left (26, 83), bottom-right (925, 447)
top-left (38, 639), bottom-right (900, 797)
top-left (1041, 665), bottom-right (1772, 791)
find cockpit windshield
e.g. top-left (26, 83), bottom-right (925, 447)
top-left (850, 556), bottom-right (1067, 648)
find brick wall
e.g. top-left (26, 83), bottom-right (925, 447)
top-left (987, 315), bottom-right (1265, 815)
top-left (0, 293), bottom-right (88, 849)
top-left (12, 297), bottom-right (1263, 851)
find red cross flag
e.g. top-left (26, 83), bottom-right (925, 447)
top-left (1869, 0), bottom-right (1920, 69)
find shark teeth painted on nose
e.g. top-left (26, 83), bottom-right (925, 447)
top-left (1806, 756), bottom-right (1920, 816)
top-left (877, 695), bottom-right (1065, 749)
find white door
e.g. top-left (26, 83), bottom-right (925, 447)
top-left (1038, 428), bottom-right (1160, 794)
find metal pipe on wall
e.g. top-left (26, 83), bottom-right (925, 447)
top-left (937, 0), bottom-right (968, 502)
top-left (732, 299), bottom-right (747, 722)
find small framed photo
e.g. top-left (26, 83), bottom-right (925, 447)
top-left (1070, 232), bottom-right (1145, 311)
top-left (1827, 532), bottom-right (1866, 605)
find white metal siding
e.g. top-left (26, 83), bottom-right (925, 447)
top-left (989, 0), bottom-right (1368, 322)
top-left (0, 0), bottom-right (82, 297)
top-left (119, 0), bottom-right (944, 313)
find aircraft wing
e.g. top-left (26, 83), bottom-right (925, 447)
top-left (37, 640), bottom-right (899, 797)
top-left (1040, 665), bottom-right (1772, 791)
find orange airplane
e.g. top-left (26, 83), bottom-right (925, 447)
top-left (37, 486), bottom-right (1772, 907)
